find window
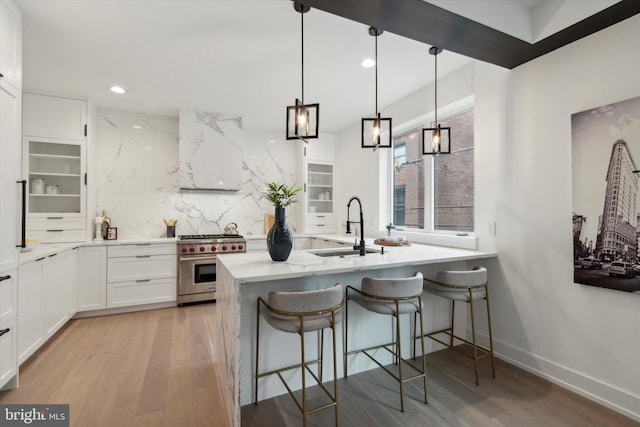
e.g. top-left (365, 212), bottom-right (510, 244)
top-left (391, 109), bottom-right (474, 233)
top-left (392, 131), bottom-right (424, 228)
top-left (433, 110), bottom-right (474, 232)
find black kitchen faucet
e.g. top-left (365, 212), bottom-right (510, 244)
top-left (346, 196), bottom-right (365, 256)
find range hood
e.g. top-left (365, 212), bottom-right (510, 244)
top-left (179, 108), bottom-right (244, 191)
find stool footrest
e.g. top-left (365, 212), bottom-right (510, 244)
top-left (423, 329), bottom-right (493, 356)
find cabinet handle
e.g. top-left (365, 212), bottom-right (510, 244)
top-left (0, 275), bottom-right (11, 282)
top-left (48, 253), bottom-right (58, 258)
top-left (35, 257), bottom-right (46, 262)
top-left (317, 215), bottom-right (325, 218)
top-left (136, 255), bottom-right (151, 258)
top-left (46, 230), bottom-right (64, 232)
top-left (46, 217), bottom-right (64, 220)
top-left (16, 180), bottom-right (26, 248)
top-left (136, 279), bottom-right (151, 283)
top-left (0, 328), bottom-right (10, 337)
top-left (135, 243), bottom-right (151, 246)
top-left (0, 73), bottom-right (4, 78)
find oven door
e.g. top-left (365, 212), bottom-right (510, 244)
top-left (178, 254), bottom-right (217, 300)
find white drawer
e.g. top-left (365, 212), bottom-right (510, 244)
top-left (108, 243), bottom-right (176, 258)
top-left (27, 229), bottom-right (86, 243)
top-left (0, 317), bottom-right (17, 389)
top-left (28, 217), bottom-right (86, 230)
top-left (304, 224), bottom-right (337, 235)
top-left (245, 239), bottom-right (267, 252)
top-left (306, 215), bottom-right (336, 226)
top-left (0, 271), bottom-right (17, 324)
top-left (107, 277), bottom-right (176, 308)
top-left (107, 254), bottom-right (176, 283)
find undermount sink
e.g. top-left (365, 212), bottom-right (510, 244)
top-left (310, 248), bottom-right (381, 257)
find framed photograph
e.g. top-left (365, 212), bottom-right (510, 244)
top-left (106, 227), bottom-right (118, 240)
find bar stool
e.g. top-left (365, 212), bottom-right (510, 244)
top-left (344, 272), bottom-right (427, 412)
top-left (255, 284), bottom-right (344, 427)
top-left (417, 266), bottom-right (495, 385)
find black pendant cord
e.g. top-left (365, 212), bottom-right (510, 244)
top-left (300, 10), bottom-right (304, 105)
top-left (434, 49), bottom-right (438, 126)
top-left (374, 31), bottom-right (378, 116)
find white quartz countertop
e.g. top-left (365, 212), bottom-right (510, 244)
top-left (217, 241), bottom-right (497, 283)
top-left (19, 237), bottom-right (177, 264)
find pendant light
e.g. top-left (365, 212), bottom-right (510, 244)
top-left (422, 46), bottom-right (450, 155)
top-left (361, 27), bottom-right (392, 149)
top-left (286, 2), bottom-right (319, 142)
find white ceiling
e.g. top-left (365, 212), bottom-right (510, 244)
top-left (15, 0), bottom-right (620, 133)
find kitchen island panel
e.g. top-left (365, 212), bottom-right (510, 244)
top-left (217, 244), bottom-right (497, 426)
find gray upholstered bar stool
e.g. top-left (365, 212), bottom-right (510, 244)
top-left (255, 284), bottom-right (344, 427)
top-left (417, 266), bottom-right (495, 385)
top-left (344, 272), bottom-right (427, 412)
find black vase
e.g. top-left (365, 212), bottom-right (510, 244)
top-left (267, 207), bottom-right (293, 262)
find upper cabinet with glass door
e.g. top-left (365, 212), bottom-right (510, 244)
top-left (22, 93), bottom-right (87, 243)
top-left (299, 134), bottom-right (336, 234)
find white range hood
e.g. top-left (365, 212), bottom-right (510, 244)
top-left (179, 108), bottom-right (244, 191)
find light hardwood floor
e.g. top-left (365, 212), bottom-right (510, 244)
top-left (0, 303), bottom-right (229, 427)
top-left (2, 304), bottom-right (637, 427)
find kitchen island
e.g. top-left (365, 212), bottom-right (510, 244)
top-left (216, 241), bottom-right (497, 427)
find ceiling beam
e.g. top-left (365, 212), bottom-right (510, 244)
top-left (297, 0), bottom-right (640, 69)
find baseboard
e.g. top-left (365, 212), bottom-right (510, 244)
top-left (478, 331), bottom-right (640, 422)
top-left (71, 301), bottom-right (176, 318)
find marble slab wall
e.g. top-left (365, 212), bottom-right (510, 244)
top-left (179, 109), bottom-right (243, 191)
top-left (95, 109), bottom-right (299, 239)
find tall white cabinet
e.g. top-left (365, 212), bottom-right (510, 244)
top-left (298, 134), bottom-right (336, 234)
top-left (22, 93), bottom-right (88, 243)
top-left (0, 0), bottom-right (21, 391)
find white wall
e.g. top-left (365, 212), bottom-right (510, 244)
top-left (94, 109), bottom-right (302, 239)
top-left (493, 14), bottom-right (640, 420)
top-left (335, 15), bottom-right (640, 421)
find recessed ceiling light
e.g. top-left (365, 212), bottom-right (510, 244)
top-left (132, 125), bottom-right (142, 129)
top-left (361, 58), bottom-right (375, 68)
top-left (109, 85), bottom-right (126, 94)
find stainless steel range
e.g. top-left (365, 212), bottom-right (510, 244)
top-left (177, 234), bottom-right (246, 304)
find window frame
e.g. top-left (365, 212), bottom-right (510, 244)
top-left (389, 106), bottom-right (475, 239)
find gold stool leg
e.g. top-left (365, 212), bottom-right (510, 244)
top-left (300, 316), bottom-right (307, 427)
top-left (332, 311), bottom-right (339, 427)
top-left (418, 297), bottom-right (428, 404)
top-left (255, 300), bottom-right (261, 405)
top-left (468, 289), bottom-right (480, 385)
top-left (485, 285), bottom-right (496, 378)
top-left (343, 292), bottom-right (349, 379)
top-left (395, 301), bottom-right (405, 412)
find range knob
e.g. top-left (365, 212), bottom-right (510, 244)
top-left (222, 245), bottom-right (228, 251)
top-left (211, 246), bottom-right (217, 252)
top-left (181, 247), bottom-right (187, 253)
top-left (231, 245), bottom-right (237, 251)
top-left (200, 247), bottom-right (205, 252)
top-left (238, 245), bottom-right (244, 250)
top-left (189, 247), bottom-right (195, 253)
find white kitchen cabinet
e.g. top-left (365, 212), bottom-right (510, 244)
top-left (22, 137), bottom-right (87, 243)
top-left (43, 251), bottom-right (70, 339)
top-left (18, 257), bottom-right (45, 365)
top-left (245, 239), bottom-right (267, 252)
top-left (0, 270), bottom-right (16, 324)
top-left (298, 134), bottom-right (336, 235)
top-left (23, 93), bottom-right (87, 141)
top-left (106, 243), bottom-right (176, 308)
top-left (77, 245), bottom-right (106, 312)
top-left (18, 247), bottom-right (77, 365)
top-left (22, 93), bottom-right (88, 244)
top-left (302, 134), bottom-right (335, 162)
top-left (0, 271), bottom-right (17, 387)
top-left (0, 317), bottom-right (17, 390)
top-left (67, 247), bottom-right (78, 316)
top-left (0, 66), bottom-right (20, 272)
top-left (0, 0), bottom-right (21, 390)
top-left (0, 0), bottom-right (21, 91)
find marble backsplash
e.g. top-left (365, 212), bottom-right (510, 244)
top-left (95, 109), bottom-right (300, 239)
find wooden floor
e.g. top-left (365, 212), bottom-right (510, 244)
top-left (0, 303), bottom-right (228, 427)
top-left (1, 304), bottom-right (637, 427)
